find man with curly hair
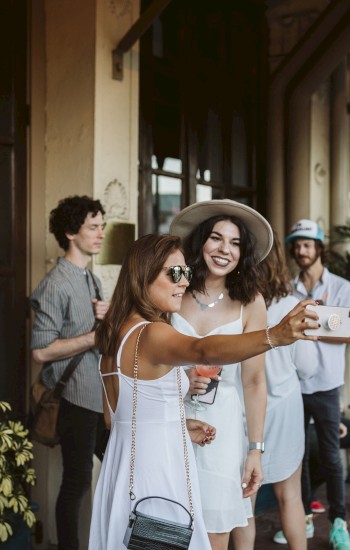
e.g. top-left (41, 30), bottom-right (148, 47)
top-left (30, 195), bottom-right (109, 550)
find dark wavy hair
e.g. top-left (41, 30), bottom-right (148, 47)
top-left (49, 195), bottom-right (105, 250)
top-left (183, 215), bottom-right (261, 305)
top-left (259, 231), bottom-right (293, 308)
top-left (96, 234), bottom-right (182, 357)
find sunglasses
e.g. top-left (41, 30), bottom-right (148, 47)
top-left (164, 265), bottom-right (193, 283)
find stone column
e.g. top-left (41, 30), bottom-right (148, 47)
top-left (330, 58), bottom-right (350, 417)
top-left (330, 58), bottom-right (350, 227)
top-left (286, 91), bottom-right (312, 230)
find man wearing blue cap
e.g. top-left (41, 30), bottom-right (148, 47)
top-left (274, 219), bottom-right (350, 549)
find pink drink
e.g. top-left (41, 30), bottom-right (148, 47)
top-left (195, 365), bottom-right (221, 378)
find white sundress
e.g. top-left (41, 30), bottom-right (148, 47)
top-left (261, 295), bottom-right (317, 483)
top-left (172, 309), bottom-right (252, 533)
top-left (88, 321), bottom-right (211, 550)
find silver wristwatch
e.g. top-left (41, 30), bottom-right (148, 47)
top-left (249, 441), bottom-right (265, 453)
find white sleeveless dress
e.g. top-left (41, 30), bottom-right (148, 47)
top-left (256, 296), bottom-right (317, 483)
top-left (172, 310), bottom-right (252, 534)
top-left (88, 321), bottom-right (211, 550)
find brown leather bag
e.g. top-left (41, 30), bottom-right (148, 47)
top-left (30, 353), bottom-right (85, 447)
top-left (30, 376), bottom-right (61, 447)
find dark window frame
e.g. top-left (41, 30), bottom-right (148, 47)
top-left (139, 0), bottom-right (268, 235)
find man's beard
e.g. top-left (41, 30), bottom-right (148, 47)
top-left (295, 251), bottom-right (320, 270)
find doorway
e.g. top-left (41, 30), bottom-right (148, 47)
top-left (0, 0), bottom-right (28, 416)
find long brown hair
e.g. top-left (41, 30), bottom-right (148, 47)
top-left (95, 234), bottom-right (182, 357)
top-left (259, 231), bottom-right (293, 307)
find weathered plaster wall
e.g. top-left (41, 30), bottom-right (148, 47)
top-left (30, 0), bottom-right (140, 546)
top-left (45, 0), bottom-right (96, 264)
top-left (93, 0), bottom-right (140, 301)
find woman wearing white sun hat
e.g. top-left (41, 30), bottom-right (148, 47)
top-left (170, 199), bottom-right (273, 550)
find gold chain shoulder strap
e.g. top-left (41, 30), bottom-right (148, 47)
top-left (175, 362), bottom-right (194, 520)
top-left (128, 323), bottom-right (194, 521)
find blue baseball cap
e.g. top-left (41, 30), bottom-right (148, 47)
top-left (285, 219), bottom-right (324, 243)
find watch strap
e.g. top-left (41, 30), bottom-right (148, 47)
top-left (249, 441), bottom-right (265, 453)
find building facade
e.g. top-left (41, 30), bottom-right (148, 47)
top-left (1, 0), bottom-right (350, 546)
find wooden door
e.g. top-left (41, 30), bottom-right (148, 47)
top-left (0, 0), bottom-right (28, 416)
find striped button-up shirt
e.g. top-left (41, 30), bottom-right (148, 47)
top-left (30, 257), bottom-right (104, 412)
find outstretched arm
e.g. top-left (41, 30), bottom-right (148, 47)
top-left (144, 299), bottom-right (319, 369)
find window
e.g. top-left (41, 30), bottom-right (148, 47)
top-left (139, 0), bottom-right (268, 234)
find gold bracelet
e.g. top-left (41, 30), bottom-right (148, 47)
top-left (266, 325), bottom-right (279, 350)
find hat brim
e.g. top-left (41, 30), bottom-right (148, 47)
top-left (169, 199), bottom-right (273, 263)
top-left (285, 232), bottom-right (324, 243)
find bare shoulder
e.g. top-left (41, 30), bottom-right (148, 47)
top-left (245, 292), bottom-right (266, 312)
top-left (143, 320), bottom-right (186, 344)
top-left (243, 292), bottom-right (267, 331)
top-left (141, 320), bottom-right (198, 367)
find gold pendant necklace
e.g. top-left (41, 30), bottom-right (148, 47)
top-left (190, 290), bottom-right (224, 311)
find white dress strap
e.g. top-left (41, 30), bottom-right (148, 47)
top-left (116, 320), bottom-right (150, 369)
top-left (98, 320), bottom-right (150, 376)
top-left (99, 320), bottom-right (150, 415)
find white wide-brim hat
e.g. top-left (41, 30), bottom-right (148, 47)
top-left (170, 199), bottom-right (273, 263)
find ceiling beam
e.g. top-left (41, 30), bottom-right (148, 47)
top-left (112, 0), bottom-right (173, 80)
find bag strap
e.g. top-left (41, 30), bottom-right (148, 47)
top-left (52, 352), bottom-right (87, 398)
top-left (129, 324), bottom-right (194, 522)
top-left (88, 270), bottom-right (102, 301)
top-left (52, 271), bottom-right (102, 398)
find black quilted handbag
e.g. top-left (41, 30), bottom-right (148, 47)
top-left (123, 496), bottom-right (193, 549)
top-left (123, 325), bottom-right (194, 550)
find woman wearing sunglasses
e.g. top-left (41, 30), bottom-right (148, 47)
top-left (88, 232), bottom-right (318, 550)
top-left (170, 199), bottom-right (274, 550)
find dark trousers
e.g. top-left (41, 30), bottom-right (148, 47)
top-left (56, 398), bottom-right (108, 550)
top-left (302, 388), bottom-right (345, 522)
